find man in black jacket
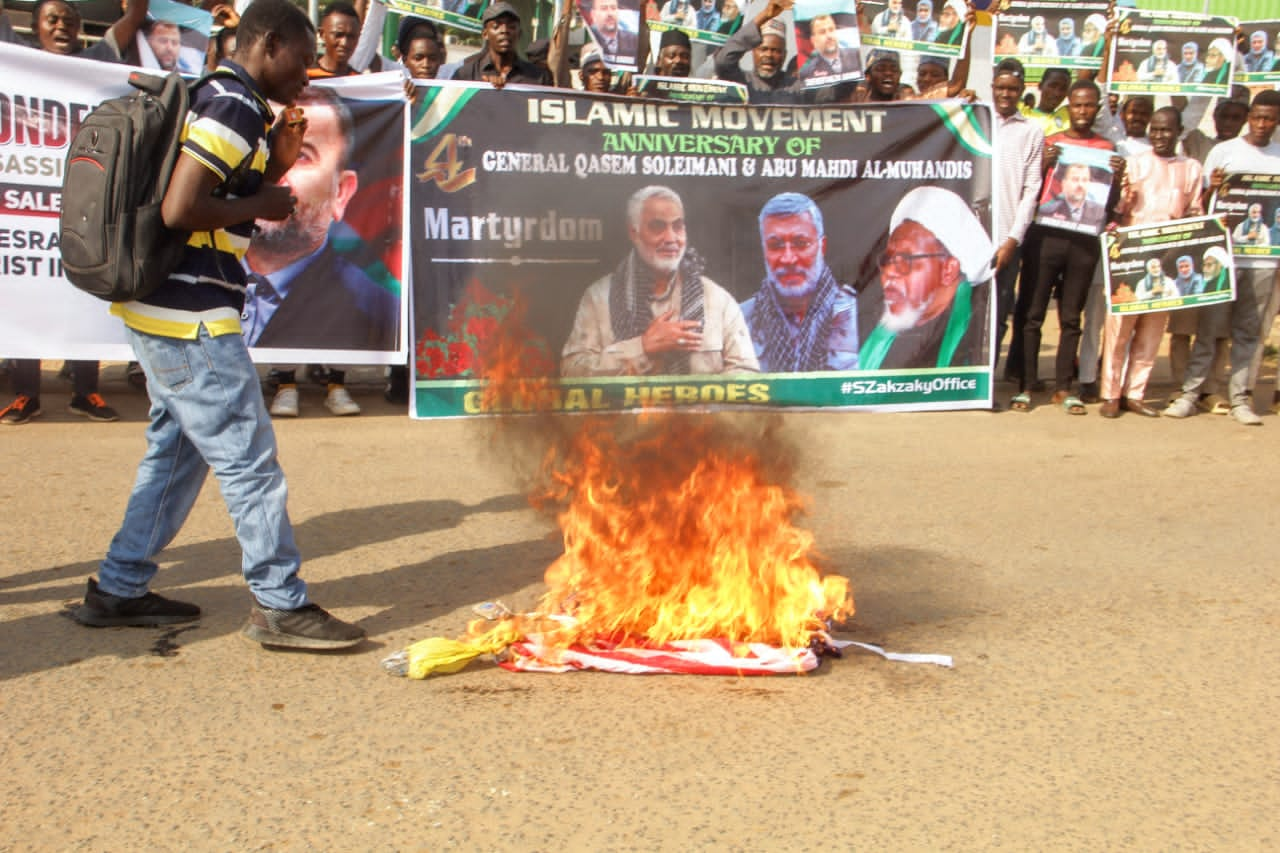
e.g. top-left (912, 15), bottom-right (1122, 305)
top-left (451, 1), bottom-right (551, 86)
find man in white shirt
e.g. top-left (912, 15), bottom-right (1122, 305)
top-left (1166, 90), bottom-right (1280, 425)
top-left (989, 59), bottom-right (1045, 391)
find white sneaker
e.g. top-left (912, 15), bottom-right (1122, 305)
top-left (1231, 405), bottom-right (1262, 426)
top-left (324, 385), bottom-right (361, 416)
top-left (269, 385), bottom-right (300, 418)
top-left (1162, 396), bottom-right (1196, 419)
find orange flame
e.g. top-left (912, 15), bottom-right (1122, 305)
top-left (531, 415), bottom-right (853, 649)
top-left (470, 297), bottom-right (854, 656)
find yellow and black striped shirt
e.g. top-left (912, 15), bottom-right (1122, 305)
top-left (112, 60), bottom-right (274, 339)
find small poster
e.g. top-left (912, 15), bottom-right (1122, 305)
top-left (385, 0), bottom-right (486, 35)
top-left (1108, 8), bottom-right (1236, 97)
top-left (648, 0), bottom-right (734, 47)
top-left (859, 0), bottom-right (969, 59)
top-left (1236, 22), bottom-right (1280, 86)
top-left (632, 74), bottom-right (748, 102)
top-left (579, 0), bottom-right (643, 70)
top-left (1101, 216), bottom-right (1236, 316)
top-left (794, 0), bottom-right (864, 89)
top-left (135, 0), bottom-right (212, 76)
top-left (1034, 144), bottom-right (1113, 236)
top-left (991, 1), bottom-right (1109, 72)
top-left (1212, 174), bottom-right (1280, 260)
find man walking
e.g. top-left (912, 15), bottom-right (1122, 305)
top-left (75, 0), bottom-right (366, 650)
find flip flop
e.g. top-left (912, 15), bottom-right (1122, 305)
top-left (1062, 395), bottom-right (1087, 415)
top-left (1010, 392), bottom-right (1031, 411)
top-left (1205, 394), bottom-right (1230, 415)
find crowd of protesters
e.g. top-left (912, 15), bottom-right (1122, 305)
top-left (3, 0), bottom-right (1280, 428)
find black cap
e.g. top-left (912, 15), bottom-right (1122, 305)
top-left (659, 29), bottom-right (691, 51)
top-left (481, 1), bottom-right (520, 24)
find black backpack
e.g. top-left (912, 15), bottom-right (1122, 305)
top-left (59, 69), bottom-right (250, 303)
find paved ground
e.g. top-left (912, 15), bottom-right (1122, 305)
top-left (1, 356), bottom-right (1278, 851)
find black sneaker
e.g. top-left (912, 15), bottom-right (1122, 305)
top-left (241, 604), bottom-right (366, 650)
top-left (74, 578), bottom-right (201, 627)
top-left (0, 395), bottom-right (41, 425)
top-left (68, 393), bottom-right (120, 422)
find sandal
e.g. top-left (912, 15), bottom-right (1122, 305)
top-left (1202, 394), bottom-right (1230, 415)
top-left (1062, 395), bottom-right (1087, 415)
top-left (1010, 392), bottom-right (1031, 411)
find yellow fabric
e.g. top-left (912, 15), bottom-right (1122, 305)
top-left (110, 303), bottom-right (242, 339)
top-left (406, 637), bottom-right (489, 679)
top-left (183, 117), bottom-right (251, 181)
top-left (186, 227), bottom-right (251, 257)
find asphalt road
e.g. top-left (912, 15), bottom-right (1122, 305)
top-left (1, 362), bottom-right (1276, 851)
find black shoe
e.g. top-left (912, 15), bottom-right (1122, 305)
top-left (68, 393), bottom-right (120, 422)
top-left (0, 395), bottom-right (41, 425)
top-left (74, 578), bottom-right (201, 627)
top-left (1123, 397), bottom-right (1160, 418)
top-left (1078, 382), bottom-right (1100, 404)
top-left (241, 603), bottom-right (366, 650)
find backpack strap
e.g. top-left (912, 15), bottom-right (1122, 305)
top-left (187, 67), bottom-right (272, 197)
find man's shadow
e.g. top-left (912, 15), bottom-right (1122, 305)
top-left (0, 493), bottom-right (561, 680)
top-left (1, 502), bottom-right (985, 681)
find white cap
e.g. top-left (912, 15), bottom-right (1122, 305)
top-left (889, 186), bottom-right (993, 283)
top-left (1209, 37), bottom-right (1234, 62)
top-left (580, 43), bottom-right (605, 68)
top-left (1203, 246), bottom-right (1230, 268)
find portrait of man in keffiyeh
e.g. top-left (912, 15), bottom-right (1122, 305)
top-left (740, 193), bottom-right (859, 374)
top-left (561, 186), bottom-right (760, 377)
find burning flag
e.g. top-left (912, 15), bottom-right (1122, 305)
top-left (389, 287), bottom-right (854, 677)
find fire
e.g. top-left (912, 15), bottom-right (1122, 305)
top-left (462, 286), bottom-right (853, 662)
top-left (527, 414), bottom-right (853, 650)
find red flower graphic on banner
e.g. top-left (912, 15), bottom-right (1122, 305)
top-left (415, 280), bottom-right (554, 380)
top-left (463, 315), bottom-right (499, 342)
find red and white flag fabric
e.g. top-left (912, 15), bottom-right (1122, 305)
top-left (502, 636), bottom-right (820, 676)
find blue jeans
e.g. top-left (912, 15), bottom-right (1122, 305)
top-left (99, 325), bottom-right (308, 609)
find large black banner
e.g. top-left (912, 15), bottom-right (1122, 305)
top-left (408, 83), bottom-right (995, 417)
